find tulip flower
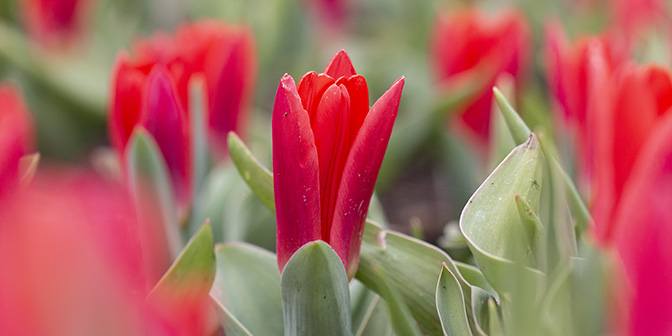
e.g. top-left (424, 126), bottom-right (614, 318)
top-left (544, 23), bottom-right (625, 188)
top-left (175, 21), bottom-right (256, 158)
top-left (612, 111), bottom-right (672, 336)
top-left (0, 168), bottom-right (213, 335)
top-left (109, 53), bottom-right (192, 208)
top-left (431, 8), bottom-right (529, 145)
top-left (21, 0), bottom-right (90, 47)
top-left (0, 84), bottom-right (34, 199)
top-left (109, 21), bottom-right (256, 207)
top-left (272, 50), bottom-right (404, 279)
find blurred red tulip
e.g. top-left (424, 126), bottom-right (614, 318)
top-left (611, 0), bottom-right (666, 38)
top-left (109, 20), bottom-right (256, 208)
top-left (273, 50), bottom-right (404, 279)
top-left (544, 23), bottom-right (626, 187)
top-left (0, 84), bottom-right (34, 200)
top-left (0, 168), bottom-right (213, 336)
top-left (21, 0), bottom-right (90, 47)
top-left (612, 110), bottom-right (672, 335)
top-left (431, 8), bottom-right (530, 145)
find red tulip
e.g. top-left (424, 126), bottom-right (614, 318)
top-left (0, 84), bottom-right (34, 199)
top-left (431, 8), bottom-right (529, 145)
top-left (544, 23), bottom-right (625, 188)
top-left (0, 168), bottom-right (213, 335)
top-left (109, 52), bottom-right (192, 208)
top-left (273, 50), bottom-right (404, 279)
top-left (611, 109), bottom-right (672, 335)
top-left (175, 21), bottom-right (256, 158)
top-left (109, 21), bottom-right (256, 207)
top-left (21, 0), bottom-right (90, 47)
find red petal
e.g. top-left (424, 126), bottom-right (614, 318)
top-left (336, 75), bottom-right (369, 150)
top-left (324, 50), bottom-right (356, 79)
top-left (297, 72), bottom-right (335, 122)
top-left (613, 112), bottom-right (672, 335)
top-left (204, 28), bottom-right (256, 157)
top-left (109, 53), bottom-right (146, 155)
top-left (329, 77), bottom-right (404, 279)
top-left (139, 67), bottom-right (192, 208)
top-left (312, 84), bottom-right (352, 240)
top-left (0, 84), bottom-right (33, 199)
top-left (272, 74), bottom-right (321, 272)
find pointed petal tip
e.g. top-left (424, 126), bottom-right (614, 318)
top-left (324, 50), bottom-right (356, 78)
top-left (280, 73), bottom-right (296, 89)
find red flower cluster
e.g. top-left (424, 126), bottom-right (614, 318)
top-left (108, 20), bottom-right (255, 208)
top-left (21, 0), bottom-right (90, 47)
top-left (431, 8), bottom-right (530, 145)
top-left (273, 50), bottom-right (404, 279)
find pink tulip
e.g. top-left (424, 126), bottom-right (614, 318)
top-left (0, 84), bottom-right (34, 199)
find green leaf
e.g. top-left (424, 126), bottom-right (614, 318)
top-left (126, 129), bottom-right (182, 273)
top-left (147, 221), bottom-right (215, 311)
top-left (210, 243), bottom-right (284, 336)
top-left (357, 220), bottom-right (472, 336)
top-left (210, 300), bottom-right (254, 336)
top-left (494, 88), bottom-right (592, 235)
top-left (281, 241), bottom-right (351, 336)
top-left (470, 286), bottom-right (491, 335)
top-left (436, 263), bottom-right (473, 336)
top-left (488, 298), bottom-right (503, 336)
top-left (454, 262), bottom-right (498, 300)
top-left (18, 152), bottom-right (40, 186)
top-left (460, 134), bottom-right (545, 295)
top-left (228, 132), bottom-right (275, 212)
top-left (351, 280), bottom-right (379, 333)
top-left (515, 195), bottom-right (547, 271)
top-left (354, 296), bottom-right (395, 336)
top-left (373, 265), bottom-right (423, 336)
top-left (489, 76), bottom-right (517, 171)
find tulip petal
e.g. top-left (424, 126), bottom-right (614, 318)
top-left (312, 84), bottom-right (352, 239)
top-left (0, 84), bottom-right (33, 199)
top-left (330, 77), bottom-right (404, 278)
top-left (613, 112), bottom-right (672, 335)
top-left (336, 75), bottom-right (369, 149)
top-left (205, 29), bottom-right (256, 157)
top-left (324, 50), bottom-right (357, 79)
top-left (272, 74), bottom-right (321, 272)
top-left (109, 53), bottom-right (145, 155)
top-left (140, 66), bottom-right (192, 208)
top-left (297, 72), bottom-right (335, 121)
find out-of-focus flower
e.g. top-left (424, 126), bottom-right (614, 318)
top-left (108, 20), bottom-right (256, 208)
top-left (611, 0), bottom-right (666, 38)
top-left (0, 84), bottom-right (34, 199)
top-left (0, 168), bottom-right (213, 335)
top-left (21, 0), bottom-right (91, 47)
top-left (175, 21), bottom-right (256, 158)
top-left (431, 8), bottom-right (530, 146)
top-left (544, 23), bottom-right (625, 186)
top-left (611, 109), bottom-right (672, 335)
top-left (272, 50), bottom-right (404, 279)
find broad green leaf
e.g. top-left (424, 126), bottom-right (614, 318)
top-left (488, 298), bottom-right (503, 336)
top-left (126, 129), bottom-right (182, 277)
top-left (18, 152), bottom-right (40, 186)
top-left (515, 195), bottom-right (547, 271)
top-left (357, 220), bottom-right (472, 336)
top-left (281, 241), bottom-right (351, 336)
top-left (460, 134), bottom-right (545, 295)
top-left (210, 299), bottom-right (254, 336)
top-left (494, 88), bottom-right (592, 234)
top-left (355, 296), bottom-right (395, 336)
top-left (436, 263), bottom-right (473, 336)
top-left (470, 287), bottom-right (491, 335)
top-left (210, 243), bottom-right (283, 335)
top-left (373, 265), bottom-right (423, 336)
top-left (454, 262), bottom-right (498, 300)
top-left (147, 222), bottom-right (215, 312)
top-left (228, 132), bottom-right (275, 212)
top-left (351, 280), bottom-right (378, 334)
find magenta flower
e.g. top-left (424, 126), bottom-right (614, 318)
top-left (272, 50), bottom-right (404, 279)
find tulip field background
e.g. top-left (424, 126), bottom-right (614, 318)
top-left (1, 0), bottom-right (672, 335)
